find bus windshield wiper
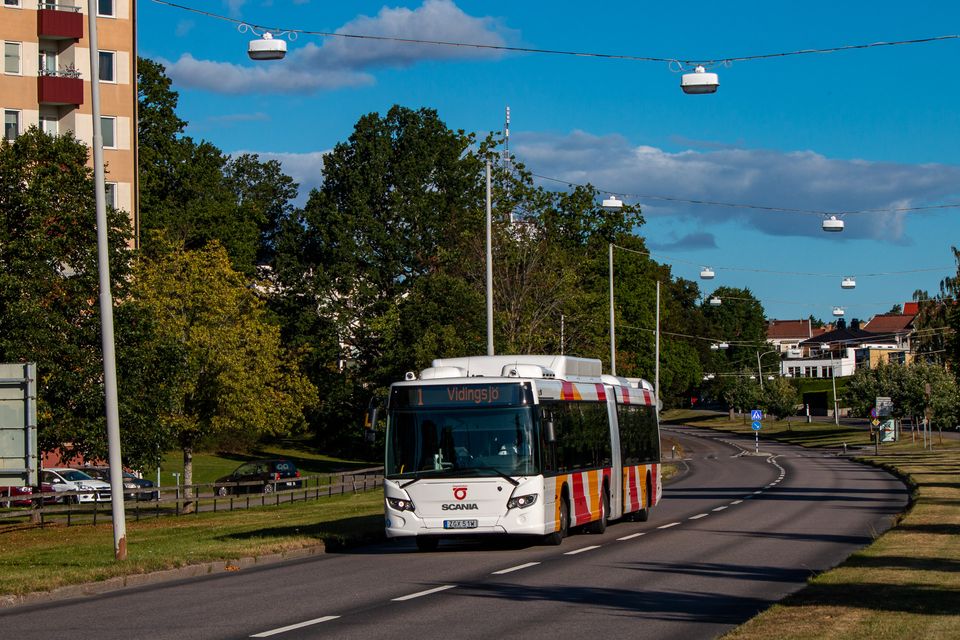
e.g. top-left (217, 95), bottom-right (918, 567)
top-left (467, 465), bottom-right (520, 486)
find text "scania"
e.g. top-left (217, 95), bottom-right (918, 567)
top-left (441, 503), bottom-right (479, 510)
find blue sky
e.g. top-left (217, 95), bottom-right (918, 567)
top-left (139, 0), bottom-right (960, 322)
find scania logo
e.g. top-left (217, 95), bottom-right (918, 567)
top-left (442, 503), bottom-right (479, 511)
top-left (452, 486), bottom-right (468, 500)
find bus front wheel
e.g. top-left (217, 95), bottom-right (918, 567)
top-left (543, 498), bottom-right (569, 546)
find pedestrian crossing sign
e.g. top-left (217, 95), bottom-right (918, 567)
top-left (751, 409), bottom-right (763, 421)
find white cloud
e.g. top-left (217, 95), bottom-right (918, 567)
top-left (517, 131), bottom-right (960, 242)
top-left (166, 0), bottom-right (510, 95)
top-left (233, 150), bottom-right (328, 204)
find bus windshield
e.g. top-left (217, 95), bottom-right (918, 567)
top-left (386, 406), bottom-right (539, 479)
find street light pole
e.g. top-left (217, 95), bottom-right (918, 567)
top-left (87, 0), bottom-right (126, 560)
top-left (609, 242), bottom-right (616, 376)
top-left (486, 160), bottom-right (494, 356)
top-left (830, 350), bottom-right (839, 426)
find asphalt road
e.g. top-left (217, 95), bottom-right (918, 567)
top-left (0, 426), bottom-right (909, 640)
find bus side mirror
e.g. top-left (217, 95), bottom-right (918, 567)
top-left (364, 407), bottom-right (379, 442)
top-left (544, 420), bottom-right (556, 443)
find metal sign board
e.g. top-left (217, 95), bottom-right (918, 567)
top-left (0, 363), bottom-right (37, 487)
top-left (751, 421), bottom-right (762, 431)
top-left (871, 418), bottom-right (880, 427)
top-left (875, 397), bottom-right (893, 417)
top-left (751, 409), bottom-right (763, 421)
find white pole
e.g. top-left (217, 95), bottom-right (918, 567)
top-left (655, 280), bottom-right (660, 404)
top-left (830, 351), bottom-right (839, 426)
top-left (88, 0), bottom-right (126, 560)
top-left (609, 243), bottom-right (616, 376)
top-left (560, 314), bottom-right (565, 355)
top-left (486, 160), bottom-right (494, 356)
top-left (757, 351), bottom-right (764, 390)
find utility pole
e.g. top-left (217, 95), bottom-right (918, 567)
top-left (609, 243), bottom-right (616, 376)
top-left (655, 281), bottom-right (660, 405)
top-left (88, 0), bottom-right (127, 560)
top-left (486, 160), bottom-right (494, 356)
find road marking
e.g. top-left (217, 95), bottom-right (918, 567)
top-left (657, 522), bottom-right (681, 529)
top-left (753, 490), bottom-right (764, 494)
top-left (564, 545), bottom-right (601, 555)
top-left (251, 616), bottom-right (340, 637)
top-left (689, 513), bottom-right (709, 520)
top-left (492, 562), bottom-right (540, 575)
top-left (392, 585), bottom-right (456, 601)
top-left (617, 532), bottom-right (646, 541)
top-left (730, 499), bottom-right (743, 505)
top-left (712, 505), bottom-right (728, 512)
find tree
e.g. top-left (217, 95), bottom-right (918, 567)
top-left (124, 242), bottom-right (316, 508)
top-left (763, 377), bottom-right (799, 424)
top-left (0, 128), bottom-right (132, 461)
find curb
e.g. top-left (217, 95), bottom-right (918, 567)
top-left (0, 543), bottom-right (326, 610)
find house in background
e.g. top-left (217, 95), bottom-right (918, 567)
top-left (766, 319), bottom-right (830, 356)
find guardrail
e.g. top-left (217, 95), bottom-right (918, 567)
top-left (0, 467), bottom-right (384, 528)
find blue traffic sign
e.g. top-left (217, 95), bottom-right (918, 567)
top-left (751, 409), bottom-right (763, 421)
top-left (751, 421), bottom-right (762, 431)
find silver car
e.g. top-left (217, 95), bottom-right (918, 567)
top-left (42, 468), bottom-right (112, 504)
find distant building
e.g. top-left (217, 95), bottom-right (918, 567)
top-left (766, 319), bottom-right (830, 355)
top-left (1, 0), bottom-right (138, 243)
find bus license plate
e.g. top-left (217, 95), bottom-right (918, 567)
top-left (444, 519), bottom-right (478, 529)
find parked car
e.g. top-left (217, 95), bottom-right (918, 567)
top-left (214, 459), bottom-right (302, 496)
top-left (41, 468), bottom-right (112, 504)
top-left (82, 467), bottom-right (158, 501)
top-left (0, 485), bottom-right (33, 507)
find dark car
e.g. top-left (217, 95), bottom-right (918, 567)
top-left (83, 467), bottom-right (158, 501)
top-left (214, 459), bottom-right (301, 497)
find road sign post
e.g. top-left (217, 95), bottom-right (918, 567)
top-left (751, 409), bottom-right (762, 453)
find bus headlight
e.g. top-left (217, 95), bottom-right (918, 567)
top-left (387, 497), bottom-right (416, 512)
top-left (506, 494), bottom-right (538, 509)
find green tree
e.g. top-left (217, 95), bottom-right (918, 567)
top-left (125, 242), bottom-right (316, 507)
top-left (762, 377), bottom-right (799, 424)
top-left (0, 128), bottom-right (132, 461)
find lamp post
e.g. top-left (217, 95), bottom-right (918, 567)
top-left (486, 159), bottom-right (494, 356)
top-left (756, 350), bottom-right (779, 391)
top-left (87, 0), bottom-right (126, 560)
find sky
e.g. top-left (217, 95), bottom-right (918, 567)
top-left (138, 0), bottom-right (960, 323)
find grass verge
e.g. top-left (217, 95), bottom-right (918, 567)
top-left (662, 410), bottom-right (960, 640)
top-left (0, 490), bottom-right (385, 597)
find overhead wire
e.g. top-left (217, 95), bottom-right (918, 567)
top-left (150, 0), bottom-right (959, 68)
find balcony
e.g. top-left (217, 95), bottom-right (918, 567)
top-left (38, 70), bottom-right (83, 106)
top-left (38, 3), bottom-right (83, 41)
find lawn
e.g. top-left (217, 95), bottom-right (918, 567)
top-left (0, 489), bottom-right (385, 597)
top-left (661, 409), bottom-right (960, 640)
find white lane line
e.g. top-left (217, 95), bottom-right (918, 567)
top-left (753, 490), bottom-right (764, 494)
top-left (251, 616), bottom-right (340, 637)
top-left (564, 545), bottom-right (601, 555)
top-left (712, 505), bottom-right (728, 512)
top-left (657, 522), bottom-right (681, 529)
top-left (730, 499), bottom-right (744, 505)
top-left (689, 513), bottom-right (709, 520)
top-left (617, 532), bottom-right (646, 541)
top-left (492, 562), bottom-right (540, 575)
top-left (391, 585), bottom-right (456, 601)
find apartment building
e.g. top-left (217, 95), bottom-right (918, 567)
top-left (2, 0), bottom-right (137, 244)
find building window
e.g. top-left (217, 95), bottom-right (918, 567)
top-left (3, 42), bottom-right (20, 75)
top-left (100, 116), bottom-right (115, 148)
top-left (3, 0), bottom-right (21, 7)
top-left (98, 51), bottom-right (115, 82)
top-left (4, 110), bottom-right (19, 141)
top-left (104, 182), bottom-right (116, 208)
top-left (40, 115), bottom-right (57, 136)
top-left (38, 49), bottom-right (56, 76)
top-left (822, 366), bottom-right (833, 378)
top-left (97, 0), bottom-right (113, 16)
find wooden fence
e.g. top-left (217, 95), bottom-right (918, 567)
top-left (0, 467), bottom-right (384, 527)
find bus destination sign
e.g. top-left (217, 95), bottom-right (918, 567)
top-left (392, 383), bottom-right (530, 408)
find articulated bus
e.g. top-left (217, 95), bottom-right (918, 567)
top-left (383, 355), bottom-right (661, 550)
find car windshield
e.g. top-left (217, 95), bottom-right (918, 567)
top-left (271, 461), bottom-right (296, 474)
top-left (386, 406), bottom-right (539, 479)
top-left (59, 470), bottom-right (94, 482)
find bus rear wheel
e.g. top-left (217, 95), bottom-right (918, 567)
top-left (543, 498), bottom-right (569, 546)
top-left (588, 489), bottom-right (609, 534)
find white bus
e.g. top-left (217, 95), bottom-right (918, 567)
top-left (383, 355), bottom-right (661, 550)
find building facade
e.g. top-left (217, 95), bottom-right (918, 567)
top-left (2, 0), bottom-right (137, 243)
